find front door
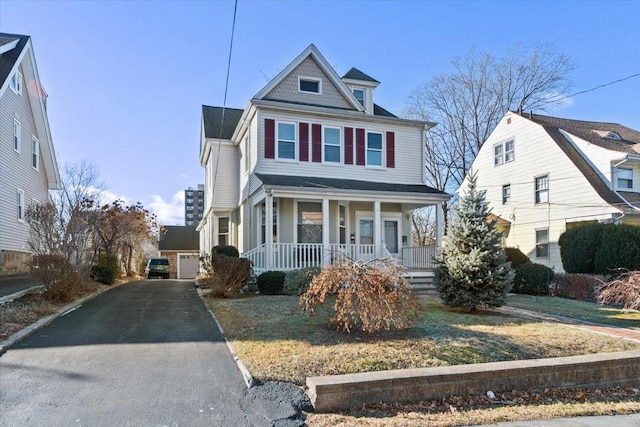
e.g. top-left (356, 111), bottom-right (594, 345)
top-left (384, 220), bottom-right (399, 254)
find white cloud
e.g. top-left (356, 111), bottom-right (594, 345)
top-left (147, 191), bottom-right (185, 226)
top-left (180, 173), bottom-right (189, 178)
top-left (95, 189), bottom-right (131, 207)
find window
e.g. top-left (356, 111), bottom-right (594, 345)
top-left (277, 122), bottom-right (296, 160)
top-left (198, 199), bottom-right (203, 205)
top-left (32, 136), bottom-right (39, 170)
top-left (187, 213), bottom-right (194, 219)
top-left (299, 77), bottom-right (321, 94)
top-left (535, 229), bottom-right (549, 258)
top-left (505, 140), bottom-right (515, 162)
top-left (617, 168), bottom-right (633, 190)
top-left (494, 144), bottom-right (503, 166)
top-left (298, 201), bottom-right (322, 243)
top-left (186, 220), bottom-right (194, 226)
top-left (323, 126), bottom-right (341, 163)
top-left (244, 132), bottom-right (251, 173)
top-left (502, 184), bottom-right (511, 204)
top-left (339, 204), bottom-right (347, 244)
top-left (261, 201), bottom-right (278, 244)
top-left (14, 118), bottom-right (21, 153)
top-left (17, 190), bottom-right (24, 221)
top-left (353, 88), bottom-right (365, 106)
top-left (366, 132), bottom-right (383, 166)
top-left (535, 175), bottom-right (549, 204)
top-left (186, 191), bottom-right (193, 197)
top-left (186, 198), bottom-right (194, 204)
top-left (187, 206), bottom-right (194, 211)
top-left (9, 71), bottom-right (22, 95)
top-left (218, 217), bottom-right (229, 246)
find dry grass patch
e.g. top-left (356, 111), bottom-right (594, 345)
top-left (206, 295), bottom-right (640, 386)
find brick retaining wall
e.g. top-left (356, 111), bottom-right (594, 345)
top-left (306, 351), bottom-right (640, 412)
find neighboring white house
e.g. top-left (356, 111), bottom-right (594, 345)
top-left (0, 33), bottom-right (60, 273)
top-left (464, 111), bottom-right (640, 272)
top-left (198, 44), bottom-right (450, 273)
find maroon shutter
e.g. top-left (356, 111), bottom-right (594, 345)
top-left (386, 131), bottom-right (395, 168)
top-left (355, 128), bottom-right (365, 166)
top-left (265, 119), bottom-right (275, 159)
top-left (299, 122), bottom-right (309, 162)
top-left (344, 127), bottom-right (354, 165)
top-left (312, 123), bottom-right (322, 162)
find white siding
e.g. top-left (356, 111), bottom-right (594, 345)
top-left (253, 109), bottom-right (424, 186)
top-left (0, 62), bottom-right (50, 253)
top-left (264, 56), bottom-right (353, 110)
top-left (205, 139), bottom-right (239, 210)
top-left (468, 112), bottom-right (620, 272)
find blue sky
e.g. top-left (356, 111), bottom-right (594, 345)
top-left (2, 0), bottom-right (639, 225)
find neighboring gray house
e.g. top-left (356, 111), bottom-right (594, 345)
top-left (0, 33), bottom-right (60, 273)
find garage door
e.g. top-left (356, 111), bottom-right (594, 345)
top-left (178, 254), bottom-right (200, 279)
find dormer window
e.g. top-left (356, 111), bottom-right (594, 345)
top-left (617, 168), bottom-right (633, 189)
top-left (353, 88), bottom-right (365, 106)
top-left (298, 77), bottom-right (321, 94)
top-left (9, 70), bottom-right (22, 95)
top-left (605, 132), bottom-right (621, 140)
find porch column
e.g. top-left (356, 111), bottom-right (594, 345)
top-left (265, 192), bottom-right (273, 269)
top-left (322, 197), bottom-right (330, 266)
top-left (374, 200), bottom-right (382, 258)
top-left (436, 202), bottom-right (444, 248)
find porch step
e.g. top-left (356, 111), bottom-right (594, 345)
top-left (405, 271), bottom-right (438, 296)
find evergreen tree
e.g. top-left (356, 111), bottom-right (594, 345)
top-left (434, 171), bottom-right (514, 311)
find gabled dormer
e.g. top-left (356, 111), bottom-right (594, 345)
top-left (341, 67), bottom-right (379, 115)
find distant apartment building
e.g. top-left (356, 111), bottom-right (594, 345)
top-left (185, 184), bottom-right (204, 227)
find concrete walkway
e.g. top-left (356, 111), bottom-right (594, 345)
top-left (473, 413), bottom-right (640, 426)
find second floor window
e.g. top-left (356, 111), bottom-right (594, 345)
top-left (494, 139), bottom-right (514, 165)
top-left (366, 132), bottom-right (383, 166)
top-left (535, 175), bottom-right (549, 204)
top-left (14, 118), bottom-right (21, 153)
top-left (505, 140), bottom-right (515, 162)
top-left (323, 127), bottom-right (341, 163)
top-left (277, 122), bottom-right (296, 160)
top-left (617, 168), bottom-right (633, 190)
top-left (32, 136), bottom-right (39, 170)
top-left (502, 184), bottom-right (511, 204)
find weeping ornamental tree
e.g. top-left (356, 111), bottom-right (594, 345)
top-left (434, 172), bottom-right (514, 311)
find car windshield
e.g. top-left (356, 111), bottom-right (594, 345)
top-left (150, 259), bottom-right (169, 266)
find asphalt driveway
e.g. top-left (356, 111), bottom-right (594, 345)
top-left (0, 274), bottom-right (41, 298)
top-left (0, 280), bottom-right (308, 426)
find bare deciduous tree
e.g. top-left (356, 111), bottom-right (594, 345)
top-left (406, 42), bottom-right (575, 236)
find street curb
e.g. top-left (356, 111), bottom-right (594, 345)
top-left (0, 280), bottom-right (133, 356)
top-left (0, 285), bottom-right (45, 305)
top-left (196, 286), bottom-right (256, 389)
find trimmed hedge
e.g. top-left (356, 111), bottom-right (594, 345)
top-left (551, 273), bottom-right (602, 302)
top-left (504, 247), bottom-right (531, 268)
top-left (212, 245), bottom-right (240, 258)
top-left (513, 263), bottom-right (553, 295)
top-left (559, 223), bottom-right (640, 275)
top-left (283, 267), bottom-right (321, 296)
top-left (257, 270), bottom-right (286, 295)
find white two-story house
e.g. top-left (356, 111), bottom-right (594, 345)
top-left (198, 44), bottom-right (450, 273)
top-left (0, 33), bottom-right (60, 273)
top-left (465, 111), bottom-right (640, 272)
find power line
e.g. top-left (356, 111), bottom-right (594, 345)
top-left (209, 0), bottom-right (238, 223)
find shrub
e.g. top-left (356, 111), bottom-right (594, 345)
top-left (594, 224), bottom-right (640, 275)
top-left (559, 223), bottom-right (604, 274)
top-left (300, 259), bottom-right (417, 334)
top-left (597, 270), bottom-right (640, 310)
top-left (257, 270), bottom-right (286, 295)
top-left (512, 263), bottom-right (554, 295)
top-left (212, 245), bottom-right (239, 258)
top-left (504, 247), bottom-right (531, 268)
top-left (550, 273), bottom-right (602, 302)
top-left (91, 265), bottom-right (116, 285)
top-left (30, 254), bottom-right (82, 302)
top-left (283, 267), bottom-right (321, 296)
top-left (202, 255), bottom-right (252, 298)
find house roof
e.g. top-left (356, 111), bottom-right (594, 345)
top-left (521, 113), bottom-right (640, 211)
top-left (373, 103), bottom-right (397, 118)
top-left (202, 105), bottom-right (244, 140)
top-left (486, 212), bottom-right (511, 227)
top-left (256, 173), bottom-right (448, 196)
top-left (159, 226), bottom-right (199, 251)
top-left (0, 33), bottom-right (28, 93)
top-left (341, 67), bottom-right (380, 84)
top-left (523, 112), bottom-right (640, 153)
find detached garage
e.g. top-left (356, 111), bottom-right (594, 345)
top-left (159, 226), bottom-right (200, 279)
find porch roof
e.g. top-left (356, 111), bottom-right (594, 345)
top-left (256, 174), bottom-right (449, 197)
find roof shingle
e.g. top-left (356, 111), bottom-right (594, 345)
top-left (341, 67), bottom-right (380, 84)
top-left (159, 226), bottom-right (199, 251)
top-left (202, 105), bottom-right (244, 140)
top-left (0, 32), bottom-right (28, 89)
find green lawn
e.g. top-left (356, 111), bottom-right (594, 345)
top-left (506, 294), bottom-right (640, 331)
top-left (206, 295), bottom-right (640, 386)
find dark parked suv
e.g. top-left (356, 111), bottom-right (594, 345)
top-left (145, 258), bottom-right (170, 279)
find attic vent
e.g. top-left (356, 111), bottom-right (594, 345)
top-left (605, 131), bottom-right (621, 140)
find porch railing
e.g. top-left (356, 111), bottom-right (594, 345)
top-left (401, 246), bottom-right (437, 270)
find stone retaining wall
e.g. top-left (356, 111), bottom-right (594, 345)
top-left (306, 351), bottom-right (640, 412)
